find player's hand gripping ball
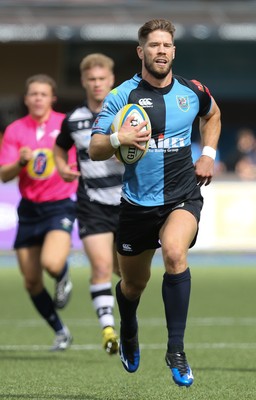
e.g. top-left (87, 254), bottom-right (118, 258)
top-left (111, 104), bottom-right (151, 164)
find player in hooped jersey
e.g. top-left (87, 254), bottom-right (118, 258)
top-left (0, 74), bottom-right (77, 351)
top-left (54, 54), bottom-right (124, 355)
top-left (89, 19), bottom-right (221, 386)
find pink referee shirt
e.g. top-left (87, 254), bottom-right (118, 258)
top-left (0, 111), bottom-right (77, 202)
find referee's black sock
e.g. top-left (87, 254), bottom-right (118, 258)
top-left (162, 268), bottom-right (191, 354)
top-left (30, 288), bottom-right (64, 332)
top-left (116, 280), bottom-right (140, 339)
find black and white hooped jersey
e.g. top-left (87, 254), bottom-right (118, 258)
top-left (56, 104), bottom-right (124, 206)
top-left (92, 73), bottom-right (212, 207)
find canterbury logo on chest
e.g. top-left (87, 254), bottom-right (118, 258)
top-left (138, 98), bottom-right (153, 107)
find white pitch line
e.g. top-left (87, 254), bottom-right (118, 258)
top-left (1, 343), bottom-right (256, 351)
top-left (1, 317), bottom-right (256, 327)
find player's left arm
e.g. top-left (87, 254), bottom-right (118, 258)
top-left (53, 117), bottom-right (80, 182)
top-left (195, 97), bottom-right (221, 186)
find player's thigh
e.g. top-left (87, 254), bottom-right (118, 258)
top-left (160, 209), bottom-right (197, 269)
top-left (16, 246), bottom-right (42, 283)
top-left (41, 230), bottom-right (71, 273)
top-left (118, 249), bottom-right (155, 288)
top-left (82, 233), bottom-right (115, 281)
top-left (160, 209), bottom-right (197, 249)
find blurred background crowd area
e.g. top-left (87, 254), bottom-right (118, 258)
top-left (0, 0), bottom-right (256, 181)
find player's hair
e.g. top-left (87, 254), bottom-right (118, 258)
top-left (138, 19), bottom-right (176, 46)
top-left (25, 74), bottom-right (57, 96)
top-left (80, 53), bottom-right (114, 73)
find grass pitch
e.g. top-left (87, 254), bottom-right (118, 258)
top-left (0, 256), bottom-right (256, 399)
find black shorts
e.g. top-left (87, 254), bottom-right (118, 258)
top-left (117, 195), bottom-right (203, 256)
top-left (14, 198), bottom-right (76, 249)
top-left (77, 198), bottom-right (120, 239)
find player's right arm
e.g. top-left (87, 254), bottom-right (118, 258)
top-left (0, 146), bottom-right (32, 183)
top-left (89, 116), bottom-right (149, 161)
top-left (88, 132), bottom-right (115, 161)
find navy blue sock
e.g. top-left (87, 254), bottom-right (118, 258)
top-left (56, 262), bottom-right (68, 282)
top-left (116, 281), bottom-right (140, 339)
top-left (162, 268), bottom-right (191, 353)
top-left (30, 289), bottom-right (64, 332)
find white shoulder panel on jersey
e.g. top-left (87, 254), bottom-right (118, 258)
top-left (69, 107), bottom-right (93, 121)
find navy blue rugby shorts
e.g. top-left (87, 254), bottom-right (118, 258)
top-left (77, 198), bottom-right (120, 239)
top-left (117, 195), bottom-right (203, 256)
top-left (14, 198), bottom-right (76, 249)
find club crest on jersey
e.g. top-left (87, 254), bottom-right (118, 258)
top-left (176, 95), bottom-right (190, 112)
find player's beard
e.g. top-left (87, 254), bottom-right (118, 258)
top-left (144, 56), bottom-right (173, 79)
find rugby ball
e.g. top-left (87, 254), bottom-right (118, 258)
top-left (110, 104), bottom-right (151, 164)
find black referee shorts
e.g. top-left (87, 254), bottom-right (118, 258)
top-left (14, 198), bottom-right (76, 249)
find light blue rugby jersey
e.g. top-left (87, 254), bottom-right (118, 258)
top-left (92, 73), bottom-right (212, 206)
